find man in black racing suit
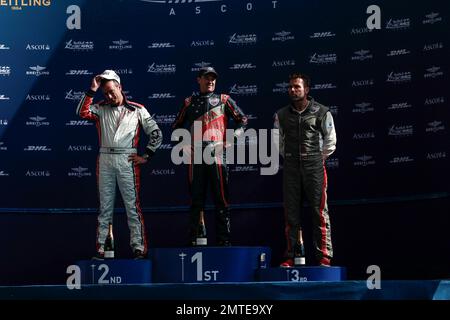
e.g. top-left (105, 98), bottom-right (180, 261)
top-left (172, 67), bottom-right (248, 246)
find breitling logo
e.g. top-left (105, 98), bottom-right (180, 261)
top-left (1, 0), bottom-right (51, 11)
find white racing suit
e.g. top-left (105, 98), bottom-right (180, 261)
top-left (77, 90), bottom-right (162, 255)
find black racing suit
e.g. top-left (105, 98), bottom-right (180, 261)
top-left (274, 97), bottom-right (336, 265)
top-left (172, 92), bottom-right (248, 245)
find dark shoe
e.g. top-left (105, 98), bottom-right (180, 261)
top-left (134, 249), bottom-right (146, 260)
top-left (92, 252), bottom-right (104, 260)
top-left (280, 258), bottom-right (294, 268)
top-left (218, 240), bottom-right (231, 247)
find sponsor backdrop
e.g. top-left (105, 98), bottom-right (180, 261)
top-left (0, 0), bottom-right (448, 212)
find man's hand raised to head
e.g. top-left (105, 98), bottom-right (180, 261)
top-left (90, 75), bottom-right (102, 92)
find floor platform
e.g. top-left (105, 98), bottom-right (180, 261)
top-left (1, 280), bottom-right (449, 300)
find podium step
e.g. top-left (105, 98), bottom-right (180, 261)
top-left (149, 246), bottom-right (271, 283)
top-left (76, 259), bottom-right (152, 285)
top-left (256, 266), bottom-right (346, 282)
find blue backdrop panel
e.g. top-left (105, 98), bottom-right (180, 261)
top-left (0, 0), bottom-right (448, 211)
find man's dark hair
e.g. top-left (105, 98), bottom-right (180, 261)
top-left (289, 73), bottom-right (311, 88)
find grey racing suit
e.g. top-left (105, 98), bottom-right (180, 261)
top-left (274, 97), bottom-right (336, 265)
top-left (77, 90), bottom-right (162, 254)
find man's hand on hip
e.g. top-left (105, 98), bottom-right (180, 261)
top-left (128, 154), bottom-right (148, 165)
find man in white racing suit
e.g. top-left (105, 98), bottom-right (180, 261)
top-left (76, 70), bottom-right (162, 259)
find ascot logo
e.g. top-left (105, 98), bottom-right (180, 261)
top-left (352, 79), bottom-right (374, 87)
top-left (352, 102), bottom-right (374, 113)
top-left (109, 39), bottom-right (132, 50)
top-left (312, 83), bottom-right (336, 90)
top-left (386, 18), bottom-right (410, 30)
top-left (190, 40), bottom-right (214, 47)
top-left (0, 66), bottom-right (11, 76)
top-left (67, 145), bottom-right (92, 152)
top-left (423, 12), bottom-right (442, 25)
top-left (229, 63), bottom-right (256, 70)
top-left (148, 42), bottom-right (175, 49)
top-left (24, 145), bottom-right (51, 152)
top-left (26, 44), bottom-right (50, 50)
top-left (310, 53), bottom-right (337, 64)
top-left (272, 60), bottom-right (296, 67)
top-left (388, 102), bottom-right (412, 110)
top-left (0, 142), bottom-right (7, 151)
top-left (65, 90), bottom-right (85, 101)
top-left (427, 152), bottom-right (446, 160)
top-left (229, 84), bottom-right (257, 96)
top-left (387, 48), bottom-right (410, 57)
top-left (148, 93), bottom-right (176, 99)
top-left (272, 82), bottom-right (289, 94)
top-left (0, 170), bottom-right (9, 176)
top-left (65, 70), bottom-right (93, 76)
top-left (25, 170), bottom-right (51, 177)
top-left (310, 31), bottom-right (335, 38)
top-left (150, 168), bottom-right (175, 176)
top-left (424, 97), bottom-right (445, 105)
top-left (1, 0), bottom-right (51, 11)
top-left (272, 31), bottom-right (295, 42)
top-left (425, 121), bottom-right (445, 133)
top-left (0, 44), bottom-right (10, 50)
top-left (140, 0), bottom-right (222, 3)
top-left (191, 61), bottom-right (212, 72)
top-left (65, 39), bottom-right (94, 51)
top-left (351, 50), bottom-right (373, 61)
top-left (389, 156), bottom-right (414, 164)
top-left (388, 125), bottom-right (413, 137)
top-left (354, 155), bottom-right (375, 167)
top-left (424, 66), bottom-right (443, 79)
top-left (353, 132), bottom-right (375, 140)
top-left (0, 94), bottom-right (10, 100)
top-left (386, 71), bottom-right (411, 83)
top-left (114, 68), bottom-right (133, 75)
top-left (68, 167), bottom-right (92, 178)
top-left (26, 116), bottom-right (50, 127)
top-left (26, 94), bottom-right (51, 101)
top-left (147, 63), bottom-right (176, 74)
top-left (26, 65), bottom-right (50, 76)
top-left (350, 26), bottom-right (372, 35)
top-left (423, 42), bottom-right (443, 51)
top-left (228, 33), bottom-right (257, 45)
top-left (65, 120), bottom-right (93, 126)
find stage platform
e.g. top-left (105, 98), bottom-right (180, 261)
top-left (1, 280), bottom-right (449, 300)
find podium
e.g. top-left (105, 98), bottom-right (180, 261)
top-left (76, 259), bottom-right (152, 285)
top-left (256, 266), bottom-right (346, 282)
top-left (149, 246), bottom-right (271, 283)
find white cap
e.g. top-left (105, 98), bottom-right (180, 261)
top-left (98, 69), bottom-right (120, 84)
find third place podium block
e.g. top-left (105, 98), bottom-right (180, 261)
top-left (149, 246), bottom-right (271, 283)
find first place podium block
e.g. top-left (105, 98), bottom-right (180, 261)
top-left (256, 266), bottom-right (346, 282)
top-left (149, 246), bottom-right (271, 283)
top-left (76, 259), bottom-right (152, 285)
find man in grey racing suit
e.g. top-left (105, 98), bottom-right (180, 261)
top-left (76, 70), bottom-right (162, 259)
top-left (274, 73), bottom-right (336, 267)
